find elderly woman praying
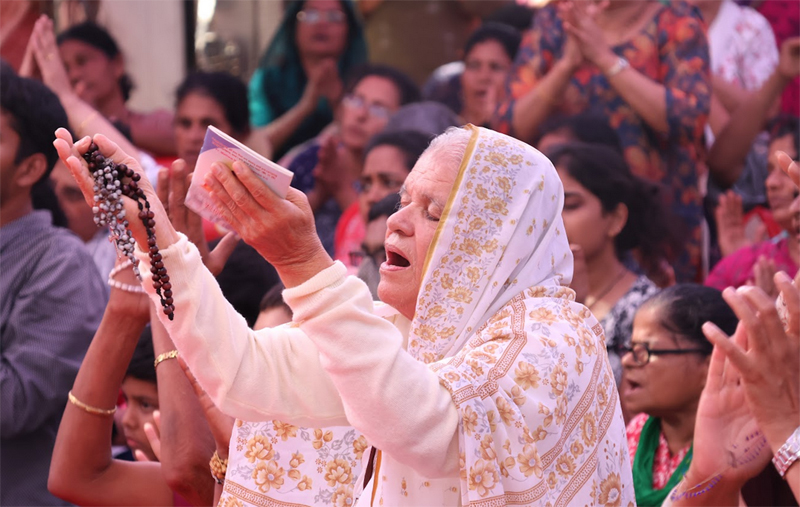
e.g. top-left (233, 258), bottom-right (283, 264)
top-left (54, 125), bottom-right (634, 506)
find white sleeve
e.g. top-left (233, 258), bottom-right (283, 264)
top-left (141, 235), bottom-right (459, 477)
top-left (137, 234), bottom-right (347, 427)
top-left (284, 271), bottom-right (460, 478)
top-left (741, 9), bottom-right (779, 90)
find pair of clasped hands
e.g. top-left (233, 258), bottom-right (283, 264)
top-left (54, 131), bottom-right (333, 289)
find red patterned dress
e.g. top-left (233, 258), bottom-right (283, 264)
top-left (494, 1), bottom-right (711, 282)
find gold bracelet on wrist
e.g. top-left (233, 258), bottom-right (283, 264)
top-left (68, 390), bottom-right (117, 416)
top-left (209, 450), bottom-right (228, 484)
top-left (154, 349), bottom-right (180, 369)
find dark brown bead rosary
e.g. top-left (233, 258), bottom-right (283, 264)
top-left (84, 143), bottom-right (175, 320)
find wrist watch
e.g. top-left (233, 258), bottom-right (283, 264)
top-left (773, 425), bottom-right (800, 478)
top-left (604, 56), bottom-right (630, 78)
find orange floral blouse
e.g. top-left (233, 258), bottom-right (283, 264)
top-left (494, 1), bottom-right (711, 282)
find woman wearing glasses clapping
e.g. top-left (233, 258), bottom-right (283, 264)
top-left (619, 284), bottom-right (738, 507)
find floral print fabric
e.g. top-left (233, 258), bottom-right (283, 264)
top-left (627, 413), bottom-right (690, 490)
top-left (218, 420), bottom-right (364, 507)
top-left (370, 127), bottom-right (634, 506)
top-left (494, 2), bottom-right (711, 283)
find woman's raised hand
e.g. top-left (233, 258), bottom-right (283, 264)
top-left (53, 129), bottom-right (179, 251)
top-left (156, 161), bottom-right (238, 277)
top-left (203, 160), bottom-right (333, 287)
top-left (688, 321), bottom-right (770, 492)
top-left (25, 15), bottom-right (79, 99)
top-left (703, 276), bottom-right (800, 455)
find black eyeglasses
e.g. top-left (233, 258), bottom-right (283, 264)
top-left (617, 342), bottom-right (708, 366)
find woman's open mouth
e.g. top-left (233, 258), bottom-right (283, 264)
top-left (386, 250), bottom-right (410, 268)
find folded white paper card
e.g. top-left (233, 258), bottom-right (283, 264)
top-left (185, 125), bottom-right (293, 231)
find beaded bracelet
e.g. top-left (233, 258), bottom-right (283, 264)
top-left (209, 450), bottom-right (228, 484)
top-left (68, 390), bottom-right (117, 416)
top-left (107, 259), bottom-right (146, 293)
top-left (85, 143), bottom-right (174, 319)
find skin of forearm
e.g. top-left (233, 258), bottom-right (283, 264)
top-left (596, 52), bottom-right (669, 134)
top-left (707, 71), bottom-right (789, 182)
top-left (258, 98), bottom-right (316, 155)
top-left (49, 300), bottom-right (148, 490)
top-left (511, 60), bottom-right (575, 142)
top-left (712, 75), bottom-right (750, 114)
top-left (58, 93), bottom-right (144, 162)
top-left (150, 312), bottom-right (216, 506)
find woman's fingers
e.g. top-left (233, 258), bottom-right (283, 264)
top-left (705, 339), bottom-right (727, 392)
top-left (206, 163), bottom-right (258, 224)
top-left (230, 161), bottom-right (289, 211)
top-left (133, 449), bottom-right (152, 462)
top-left (143, 421), bottom-right (161, 461)
top-left (156, 166), bottom-right (170, 215)
top-left (207, 232), bottom-right (239, 277)
top-left (54, 131), bottom-right (95, 205)
top-left (93, 134), bottom-right (141, 174)
top-left (722, 287), bottom-right (767, 351)
top-left (169, 160), bottom-right (189, 216)
top-left (204, 175), bottom-right (247, 231)
top-left (775, 271), bottom-right (800, 339)
top-left (703, 321), bottom-right (752, 379)
top-left (777, 150), bottom-right (800, 187)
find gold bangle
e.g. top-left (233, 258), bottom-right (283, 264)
top-left (209, 450), bottom-right (228, 484)
top-left (78, 111), bottom-right (99, 133)
top-left (154, 349), bottom-right (180, 369)
top-left (68, 390), bottom-right (117, 416)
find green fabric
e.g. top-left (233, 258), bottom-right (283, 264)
top-left (248, 0), bottom-right (368, 158)
top-left (632, 417), bottom-right (694, 507)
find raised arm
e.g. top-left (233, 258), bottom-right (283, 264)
top-left (249, 58), bottom-right (341, 155)
top-left (706, 37), bottom-right (800, 187)
top-left (53, 131), bottom-right (347, 426)
top-left (48, 262), bottom-right (173, 506)
top-left (198, 160), bottom-right (460, 477)
top-left (564, 1), bottom-right (710, 138)
top-left (493, 6), bottom-right (582, 141)
top-left (24, 15), bottom-right (146, 162)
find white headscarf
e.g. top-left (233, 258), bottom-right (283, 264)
top-left (368, 126), bottom-right (634, 506)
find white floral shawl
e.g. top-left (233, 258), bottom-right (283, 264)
top-left (368, 126), bottom-right (635, 506)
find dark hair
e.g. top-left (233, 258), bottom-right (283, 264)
top-left (364, 129), bottom-right (431, 171)
top-left (214, 240), bottom-right (281, 327)
top-left (547, 142), bottom-right (681, 269)
top-left (57, 22), bottom-right (134, 101)
top-left (463, 22), bottom-right (521, 62)
top-left (536, 113), bottom-right (624, 155)
top-left (641, 284), bottom-right (737, 354)
top-left (346, 64), bottom-right (421, 106)
top-left (767, 114), bottom-right (800, 157)
top-left (1, 61), bottom-right (70, 227)
top-left (125, 326), bottom-right (157, 384)
top-left (175, 71), bottom-right (250, 136)
top-left (484, 3), bottom-right (536, 32)
top-left (367, 192), bottom-right (401, 222)
top-left (258, 282), bottom-right (289, 313)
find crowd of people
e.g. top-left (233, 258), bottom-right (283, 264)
top-left (1, 0), bottom-right (799, 506)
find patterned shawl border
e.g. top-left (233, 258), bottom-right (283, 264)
top-left (223, 480), bottom-right (313, 507)
top-left (554, 372), bottom-right (620, 507)
top-left (540, 338), bottom-right (604, 468)
top-left (420, 124), bottom-right (480, 279)
top-left (446, 293), bottom-right (529, 406)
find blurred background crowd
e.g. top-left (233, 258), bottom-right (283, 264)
top-left (1, 0), bottom-right (799, 506)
